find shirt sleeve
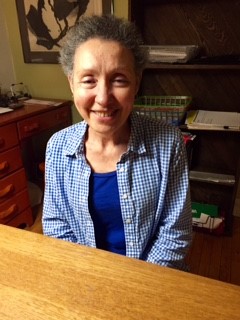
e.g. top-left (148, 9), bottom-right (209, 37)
top-left (42, 136), bottom-right (78, 243)
top-left (144, 131), bottom-right (192, 271)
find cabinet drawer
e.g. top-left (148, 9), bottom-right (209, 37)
top-left (6, 206), bottom-right (33, 228)
top-left (0, 123), bottom-right (18, 151)
top-left (0, 189), bottom-right (30, 224)
top-left (0, 169), bottom-right (27, 204)
top-left (17, 106), bottom-right (71, 140)
top-left (0, 147), bottom-right (23, 178)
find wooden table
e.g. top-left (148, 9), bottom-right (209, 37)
top-left (0, 225), bottom-right (239, 319)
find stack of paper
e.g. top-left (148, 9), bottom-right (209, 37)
top-left (185, 110), bottom-right (240, 130)
top-left (142, 45), bottom-right (200, 63)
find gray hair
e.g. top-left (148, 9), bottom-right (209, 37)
top-left (59, 15), bottom-right (148, 76)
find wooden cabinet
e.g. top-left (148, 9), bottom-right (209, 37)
top-left (130, 0), bottom-right (240, 233)
top-left (0, 123), bottom-right (18, 150)
top-left (0, 100), bottom-right (72, 228)
top-left (0, 147), bottom-right (23, 178)
top-left (0, 169), bottom-right (27, 203)
top-left (0, 123), bottom-right (32, 227)
top-left (17, 106), bottom-right (71, 140)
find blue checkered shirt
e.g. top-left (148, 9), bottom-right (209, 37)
top-left (42, 112), bottom-right (192, 270)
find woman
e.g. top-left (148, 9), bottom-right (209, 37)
top-left (42, 15), bottom-right (192, 270)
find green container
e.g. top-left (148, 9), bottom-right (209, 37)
top-left (192, 202), bottom-right (219, 218)
top-left (134, 95), bottom-right (192, 126)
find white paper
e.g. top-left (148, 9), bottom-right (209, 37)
top-left (192, 213), bottom-right (224, 230)
top-left (24, 99), bottom-right (61, 106)
top-left (0, 107), bottom-right (13, 114)
top-left (194, 110), bottom-right (240, 128)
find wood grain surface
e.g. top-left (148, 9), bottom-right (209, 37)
top-left (0, 225), bottom-right (239, 319)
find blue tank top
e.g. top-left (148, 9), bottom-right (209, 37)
top-left (88, 171), bottom-right (126, 255)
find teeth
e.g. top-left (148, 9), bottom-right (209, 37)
top-left (95, 111), bottom-right (112, 117)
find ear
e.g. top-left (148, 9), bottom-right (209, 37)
top-left (68, 75), bottom-right (74, 93)
top-left (135, 73), bottom-right (142, 95)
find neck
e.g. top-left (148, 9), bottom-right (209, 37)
top-left (86, 123), bottom-right (131, 150)
top-left (84, 124), bottom-right (130, 173)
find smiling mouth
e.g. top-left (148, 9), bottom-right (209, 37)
top-left (94, 111), bottom-right (116, 117)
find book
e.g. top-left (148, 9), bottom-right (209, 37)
top-left (185, 110), bottom-right (240, 130)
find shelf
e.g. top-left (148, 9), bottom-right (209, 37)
top-left (131, 0), bottom-right (240, 230)
top-left (180, 125), bottom-right (240, 132)
top-left (145, 63), bottom-right (240, 71)
top-left (189, 170), bottom-right (235, 186)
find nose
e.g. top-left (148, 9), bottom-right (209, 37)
top-left (95, 81), bottom-right (111, 107)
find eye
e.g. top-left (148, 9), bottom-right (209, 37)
top-left (112, 77), bottom-right (129, 87)
top-left (80, 76), bottom-right (96, 88)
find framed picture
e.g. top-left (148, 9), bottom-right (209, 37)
top-left (15, 0), bottom-right (112, 64)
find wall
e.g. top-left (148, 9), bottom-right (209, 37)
top-left (0, 1), bottom-right (16, 94)
top-left (1, 0), bottom-right (128, 123)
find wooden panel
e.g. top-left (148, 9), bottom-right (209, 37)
top-left (0, 147), bottom-right (23, 178)
top-left (0, 101), bottom-right (72, 127)
top-left (0, 189), bottom-right (30, 224)
top-left (6, 207), bottom-right (33, 228)
top-left (0, 169), bottom-right (27, 204)
top-left (0, 123), bottom-right (18, 152)
top-left (190, 131), bottom-right (240, 174)
top-left (141, 69), bottom-right (240, 111)
top-left (140, 0), bottom-right (240, 55)
top-left (17, 106), bottom-right (72, 140)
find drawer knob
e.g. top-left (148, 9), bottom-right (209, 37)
top-left (0, 161), bottom-right (9, 172)
top-left (0, 184), bottom-right (14, 198)
top-left (0, 204), bottom-right (18, 220)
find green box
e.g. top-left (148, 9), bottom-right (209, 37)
top-left (191, 202), bottom-right (219, 218)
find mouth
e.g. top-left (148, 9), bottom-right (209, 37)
top-left (94, 110), bottom-right (116, 118)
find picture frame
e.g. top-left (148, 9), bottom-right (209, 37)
top-left (15, 0), bottom-right (112, 64)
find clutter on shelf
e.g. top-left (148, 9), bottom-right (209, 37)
top-left (192, 202), bottom-right (225, 235)
top-left (134, 95), bottom-right (192, 126)
top-left (0, 82), bottom-right (31, 109)
top-left (142, 45), bottom-right (200, 64)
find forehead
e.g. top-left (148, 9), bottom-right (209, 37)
top-left (74, 38), bottom-right (135, 65)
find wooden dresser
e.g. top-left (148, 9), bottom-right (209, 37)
top-left (0, 99), bottom-right (72, 228)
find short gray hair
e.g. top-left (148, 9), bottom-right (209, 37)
top-left (59, 15), bottom-right (148, 76)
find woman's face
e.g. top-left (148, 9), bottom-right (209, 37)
top-left (68, 38), bottom-right (141, 138)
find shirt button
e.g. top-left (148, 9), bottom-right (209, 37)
top-left (122, 193), bottom-right (128, 199)
top-left (119, 167), bottom-right (125, 172)
top-left (128, 241), bottom-right (134, 247)
top-left (126, 218), bottom-right (132, 224)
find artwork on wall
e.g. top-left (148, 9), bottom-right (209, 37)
top-left (15, 0), bottom-right (112, 64)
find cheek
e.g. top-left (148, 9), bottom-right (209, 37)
top-left (73, 90), bottom-right (93, 115)
top-left (118, 88), bottom-right (136, 106)
top-left (73, 86), bottom-right (93, 104)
